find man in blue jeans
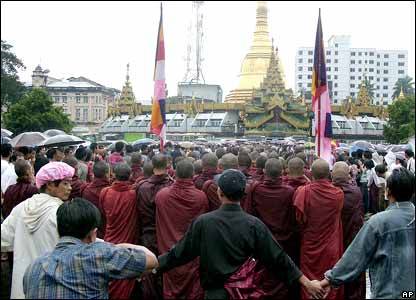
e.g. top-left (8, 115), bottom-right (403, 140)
top-left (321, 167), bottom-right (415, 299)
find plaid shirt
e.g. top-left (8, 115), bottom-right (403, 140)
top-left (23, 236), bottom-right (146, 299)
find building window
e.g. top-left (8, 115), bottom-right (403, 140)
top-left (335, 43), bottom-right (338, 48)
top-left (327, 67), bottom-right (331, 71)
top-left (358, 76), bottom-right (362, 80)
top-left (308, 67), bottom-right (313, 71)
top-left (350, 92), bottom-right (355, 96)
top-left (369, 68), bottom-right (374, 72)
top-left (398, 70), bottom-right (405, 74)
top-left (384, 54), bottom-right (389, 58)
top-left (351, 60), bottom-right (355, 64)
top-left (326, 59), bottom-right (331, 63)
top-left (369, 76), bottom-right (374, 80)
top-left (334, 91), bottom-right (338, 96)
top-left (334, 83), bottom-right (338, 87)
top-left (334, 75), bottom-right (338, 79)
top-left (377, 62), bottom-right (380, 66)
top-left (350, 84), bottom-right (355, 88)
top-left (358, 68), bottom-right (362, 72)
top-left (308, 59), bottom-right (313, 63)
top-left (298, 58), bottom-right (303, 63)
top-left (376, 78), bottom-right (380, 82)
top-left (83, 108), bottom-right (88, 121)
top-left (308, 50), bottom-right (313, 55)
top-left (54, 96), bottom-right (60, 103)
top-left (376, 93), bottom-right (380, 97)
top-left (76, 96), bottom-right (81, 103)
top-left (377, 70), bottom-right (380, 74)
top-left (335, 51), bottom-right (338, 55)
top-left (307, 83), bottom-right (312, 87)
top-left (334, 59), bottom-right (338, 63)
top-left (369, 60), bottom-right (374, 64)
top-left (358, 52), bottom-right (362, 56)
top-left (351, 52), bottom-right (355, 56)
top-left (62, 96), bottom-right (67, 103)
top-left (350, 68), bottom-right (355, 72)
top-left (350, 76), bottom-right (355, 80)
top-left (398, 54), bottom-right (405, 59)
top-left (383, 78), bottom-right (388, 82)
top-left (377, 54), bottom-right (380, 58)
top-left (383, 70), bottom-right (388, 74)
top-left (383, 93), bottom-right (388, 98)
top-left (76, 108), bottom-right (80, 121)
top-left (328, 75), bottom-right (331, 79)
top-left (369, 52), bottom-right (374, 56)
top-left (398, 62), bottom-right (405, 66)
top-left (298, 50), bottom-right (303, 55)
top-left (365, 52), bottom-right (368, 56)
top-left (307, 75), bottom-right (312, 79)
top-left (334, 67), bottom-right (338, 72)
top-left (326, 50), bottom-right (331, 55)
top-left (83, 96), bottom-right (88, 104)
top-left (383, 86), bottom-right (388, 90)
top-left (298, 83), bottom-right (302, 87)
top-left (358, 60), bottom-right (362, 64)
top-left (298, 75), bottom-right (302, 79)
top-left (383, 62), bottom-right (388, 66)
top-left (298, 66), bottom-right (303, 71)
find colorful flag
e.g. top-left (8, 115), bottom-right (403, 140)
top-left (312, 9), bottom-right (333, 164)
top-left (151, 3), bottom-right (167, 150)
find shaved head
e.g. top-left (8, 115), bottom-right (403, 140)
top-left (332, 161), bottom-right (350, 183)
top-left (288, 157), bottom-right (305, 177)
top-left (219, 153), bottom-right (238, 170)
top-left (265, 158), bottom-right (282, 178)
top-left (202, 153), bottom-right (218, 169)
top-left (311, 159), bottom-right (330, 180)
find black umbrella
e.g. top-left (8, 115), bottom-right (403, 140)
top-left (38, 134), bottom-right (84, 147)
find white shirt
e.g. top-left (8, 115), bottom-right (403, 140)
top-left (1, 163), bottom-right (17, 194)
top-left (1, 193), bottom-right (63, 299)
top-left (406, 157), bottom-right (415, 174)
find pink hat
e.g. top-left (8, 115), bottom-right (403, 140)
top-left (35, 162), bottom-right (75, 189)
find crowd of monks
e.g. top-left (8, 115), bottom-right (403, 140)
top-left (2, 141), bottom-right (387, 299)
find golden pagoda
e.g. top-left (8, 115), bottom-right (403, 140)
top-left (114, 63), bottom-right (136, 116)
top-left (225, 1), bottom-right (281, 103)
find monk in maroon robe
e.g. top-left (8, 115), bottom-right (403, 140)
top-left (202, 153), bottom-right (238, 211)
top-left (129, 152), bottom-right (143, 184)
top-left (238, 153), bottom-right (253, 180)
top-left (251, 155), bottom-right (267, 182)
top-left (293, 159), bottom-right (344, 300)
top-left (63, 157), bottom-right (87, 200)
top-left (2, 160), bottom-right (38, 218)
top-left (245, 158), bottom-right (299, 299)
top-left (193, 153), bottom-right (219, 190)
top-left (156, 159), bottom-right (208, 299)
top-left (136, 154), bottom-right (173, 299)
top-left (81, 161), bottom-right (111, 238)
top-left (99, 163), bottom-right (139, 299)
top-left (284, 157), bottom-right (310, 191)
top-left (332, 162), bottom-right (366, 300)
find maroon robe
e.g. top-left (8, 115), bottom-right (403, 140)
top-left (193, 168), bottom-right (219, 190)
top-left (129, 164), bottom-right (143, 184)
top-left (2, 179), bottom-right (38, 219)
top-left (251, 168), bottom-right (264, 182)
top-left (333, 180), bottom-right (366, 300)
top-left (156, 179), bottom-right (208, 299)
top-left (81, 178), bottom-right (111, 238)
top-left (283, 175), bottom-right (310, 192)
top-left (294, 180), bottom-right (344, 300)
top-left (69, 174), bottom-right (87, 200)
top-left (99, 181), bottom-right (139, 300)
top-left (304, 167), bottom-right (313, 180)
top-left (202, 178), bottom-right (221, 211)
top-left (136, 174), bottom-right (173, 300)
top-left (245, 177), bottom-right (298, 299)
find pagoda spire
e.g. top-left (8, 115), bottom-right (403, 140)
top-left (126, 63), bottom-right (130, 82)
top-left (119, 63), bottom-right (136, 106)
top-left (398, 86), bottom-right (405, 100)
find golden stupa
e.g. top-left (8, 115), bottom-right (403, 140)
top-left (225, 1), bottom-right (284, 103)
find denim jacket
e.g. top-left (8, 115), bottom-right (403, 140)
top-left (325, 201), bottom-right (415, 299)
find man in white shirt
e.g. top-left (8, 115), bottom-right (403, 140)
top-left (405, 149), bottom-right (415, 174)
top-left (1, 143), bottom-right (13, 177)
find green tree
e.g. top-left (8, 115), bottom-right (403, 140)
top-left (1, 40), bottom-right (26, 109)
top-left (383, 95), bottom-right (415, 144)
top-left (392, 76), bottom-right (415, 99)
top-left (363, 76), bottom-right (375, 100)
top-left (3, 88), bottom-right (74, 135)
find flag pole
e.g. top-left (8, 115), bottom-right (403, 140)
top-left (317, 8), bottom-right (321, 158)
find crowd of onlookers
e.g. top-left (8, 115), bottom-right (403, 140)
top-left (0, 139), bottom-right (414, 299)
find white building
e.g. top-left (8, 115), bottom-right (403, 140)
top-left (295, 35), bottom-right (408, 106)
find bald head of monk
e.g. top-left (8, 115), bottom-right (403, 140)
top-left (219, 153), bottom-right (238, 171)
top-left (202, 153), bottom-right (218, 169)
top-left (265, 158), bottom-right (282, 179)
top-left (311, 159), bottom-right (330, 180)
top-left (331, 161), bottom-right (350, 183)
top-left (288, 157), bottom-right (305, 177)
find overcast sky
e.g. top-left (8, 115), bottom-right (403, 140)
top-left (2, 1), bottom-right (415, 104)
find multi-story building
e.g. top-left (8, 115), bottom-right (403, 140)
top-left (28, 65), bottom-right (120, 131)
top-left (295, 35), bottom-right (408, 106)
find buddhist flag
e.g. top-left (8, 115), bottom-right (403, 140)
top-left (312, 9), bottom-right (333, 164)
top-left (151, 2), bottom-right (167, 150)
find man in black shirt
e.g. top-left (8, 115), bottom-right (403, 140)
top-left (158, 169), bottom-right (325, 299)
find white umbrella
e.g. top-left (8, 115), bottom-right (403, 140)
top-left (43, 129), bottom-right (66, 137)
top-left (179, 141), bottom-right (195, 149)
top-left (38, 134), bottom-right (84, 147)
top-left (10, 132), bottom-right (48, 147)
top-left (1, 128), bottom-right (13, 137)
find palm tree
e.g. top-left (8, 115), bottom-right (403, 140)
top-left (363, 76), bottom-right (375, 100)
top-left (392, 76), bottom-right (415, 99)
